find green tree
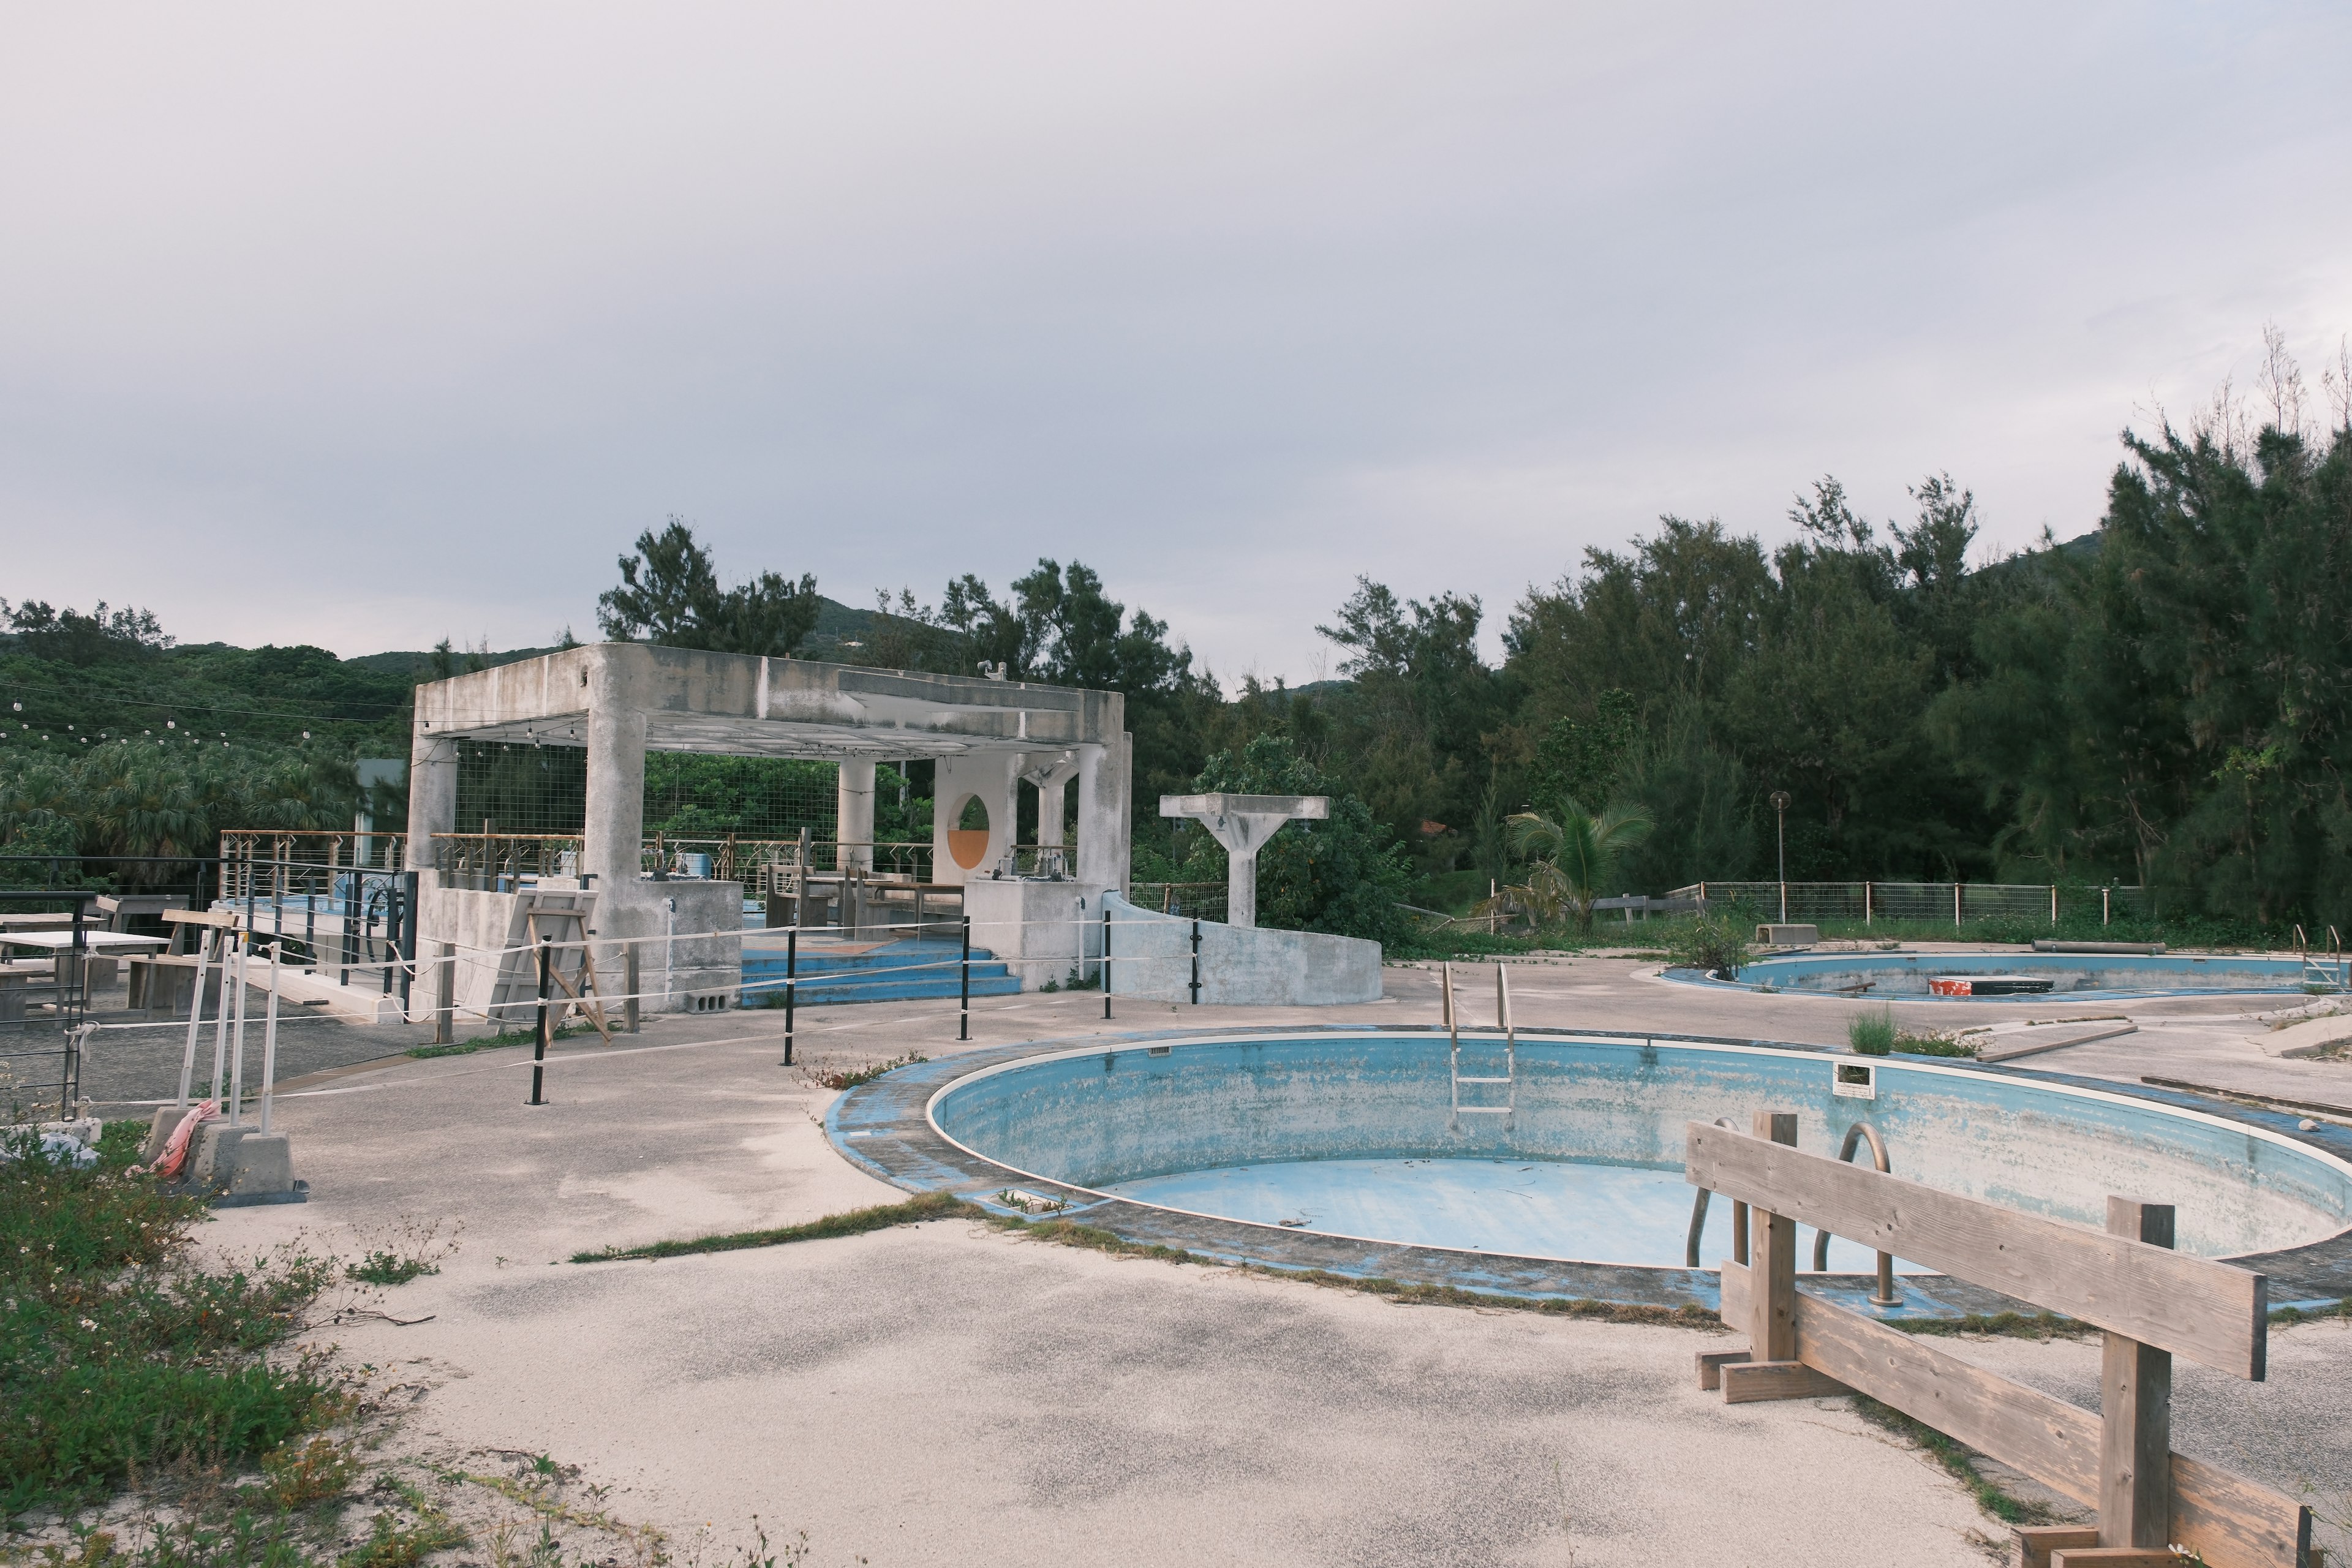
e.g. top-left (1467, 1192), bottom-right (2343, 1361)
top-left (596, 518), bottom-right (821, 657)
top-left (1180, 734), bottom-right (1414, 944)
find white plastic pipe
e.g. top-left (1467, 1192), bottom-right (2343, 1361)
top-left (258, 942), bottom-right (281, 1134)
top-left (208, 932), bottom-right (233, 1102)
top-left (174, 930), bottom-right (212, 1110)
top-left (227, 938), bottom-right (249, 1125)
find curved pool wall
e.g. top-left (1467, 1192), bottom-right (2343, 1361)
top-left (929, 1031), bottom-right (2352, 1262)
top-left (1670, 949), bottom-right (2331, 998)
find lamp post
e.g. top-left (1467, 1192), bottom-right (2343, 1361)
top-left (1770, 790), bottom-right (1791, 924)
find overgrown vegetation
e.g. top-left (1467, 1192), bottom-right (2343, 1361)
top-left (0, 1122), bottom-right (339, 1522)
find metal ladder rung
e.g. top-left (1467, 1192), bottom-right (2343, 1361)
top-left (1456, 1105), bottom-right (1513, 1115)
top-left (1457, 1075), bottom-right (1512, 1084)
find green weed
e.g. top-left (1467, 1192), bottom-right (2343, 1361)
top-left (811, 1053), bottom-right (925, 1091)
top-left (344, 1253), bottom-right (437, 1287)
top-left (1849, 1009), bottom-right (1897, 1055)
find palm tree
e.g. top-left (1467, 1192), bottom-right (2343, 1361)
top-left (1483, 797), bottom-right (1653, 934)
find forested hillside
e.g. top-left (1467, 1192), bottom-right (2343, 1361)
top-left (6, 356), bottom-right (2348, 932)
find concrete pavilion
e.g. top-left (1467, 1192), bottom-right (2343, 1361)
top-left (403, 643), bottom-right (1132, 1011)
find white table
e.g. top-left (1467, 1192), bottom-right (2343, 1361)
top-left (0, 931), bottom-right (170, 1004)
top-left (0, 931), bottom-right (171, 953)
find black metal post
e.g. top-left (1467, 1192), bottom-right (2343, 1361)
top-left (339, 862), bottom-right (356, 986)
top-left (1189, 918), bottom-right (1201, 1005)
top-left (528, 933), bottom-right (551, 1106)
top-left (396, 870), bottom-right (420, 1011)
top-left (959, 916), bottom-right (970, 1042)
top-left (782, 925), bottom-right (797, 1066)
top-left (63, 900), bottom-right (87, 1114)
top-left (1102, 904), bottom-right (1112, 1020)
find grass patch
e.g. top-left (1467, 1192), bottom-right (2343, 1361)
top-left (2270, 1297), bottom-right (2352, 1326)
top-left (1850, 1394), bottom-right (2057, 1525)
top-left (407, 1023), bottom-right (592, 1060)
top-left (568, 1191), bottom-right (974, 1262)
top-left (1, 1124), bottom-right (347, 1523)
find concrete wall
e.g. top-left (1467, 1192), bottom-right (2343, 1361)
top-left (932, 1033), bottom-right (2352, 1260)
top-left (1099, 894), bottom-right (1382, 1006)
top-left (421, 881), bottom-right (744, 1023)
top-left (962, 878), bottom-right (1102, 990)
top-left (932, 752), bottom-right (1020, 885)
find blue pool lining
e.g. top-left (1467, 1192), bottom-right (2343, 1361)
top-left (921, 1028), bottom-right (2352, 1213)
top-left (822, 1023), bottom-right (2352, 1317)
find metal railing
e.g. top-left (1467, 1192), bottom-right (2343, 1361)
top-left (1667, 880), bottom-right (2152, 926)
top-left (220, 829), bottom-right (409, 881)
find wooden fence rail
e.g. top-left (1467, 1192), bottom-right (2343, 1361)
top-left (1686, 1115), bottom-right (2313, 1568)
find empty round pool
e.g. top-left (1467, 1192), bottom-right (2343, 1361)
top-left (918, 1031), bottom-right (2352, 1274)
top-left (1665, 949), bottom-right (2343, 1000)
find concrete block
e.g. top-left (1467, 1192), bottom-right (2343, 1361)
top-left (1756, 924), bottom-right (1819, 945)
top-left (187, 1121), bottom-right (250, 1187)
top-left (219, 1132), bottom-right (295, 1198)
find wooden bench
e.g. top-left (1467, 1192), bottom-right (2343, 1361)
top-left (1687, 1114), bottom-right (2311, 1567)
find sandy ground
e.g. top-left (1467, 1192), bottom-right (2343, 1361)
top-left (64, 953), bottom-right (2352, 1567)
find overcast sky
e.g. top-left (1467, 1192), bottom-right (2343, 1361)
top-left (5, 2), bottom-right (2350, 684)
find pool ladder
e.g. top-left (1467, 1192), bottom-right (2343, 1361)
top-left (1442, 962), bottom-right (1516, 1129)
top-left (1686, 1117), bottom-right (1899, 1307)
top-left (2292, 925), bottom-right (2346, 991)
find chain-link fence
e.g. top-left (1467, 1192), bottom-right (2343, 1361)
top-left (1667, 881), bottom-right (2152, 926)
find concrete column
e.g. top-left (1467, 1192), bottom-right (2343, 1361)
top-left (1073, 735), bottom-right (1132, 894)
top-left (1019, 753), bottom-right (1081, 873)
top-left (404, 733), bottom-right (459, 889)
top-left (1038, 777), bottom-right (1069, 847)
top-left (837, 760), bottom-right (876, 873)
top-left (582, 680), bottom-right (647, 894)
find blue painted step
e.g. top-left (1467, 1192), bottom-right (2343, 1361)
top-left (739, 936), bottom-right (1023, 1006)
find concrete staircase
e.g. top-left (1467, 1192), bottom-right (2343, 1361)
top-left (739, 935), bottom-right (1022, 1006)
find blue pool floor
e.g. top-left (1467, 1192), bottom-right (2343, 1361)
top-left (1101, 1158), bottom-right (1920, 1272)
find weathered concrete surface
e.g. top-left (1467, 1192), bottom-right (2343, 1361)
top-left (1106, 893), bottom-right (1382, 1005)
top-left (158, 956), bottom-right (2352, 1566)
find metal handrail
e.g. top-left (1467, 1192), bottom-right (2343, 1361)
top-left (1685, 1117), bottom-right (1747, 1268)
top-left (1811, 1121), bottom-right (1899, 1306)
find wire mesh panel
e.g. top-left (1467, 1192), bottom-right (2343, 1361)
top-left (453, 740), bottom-right (587, 836)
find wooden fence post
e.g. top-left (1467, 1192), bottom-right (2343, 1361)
top-left (2100, 1196), bottom-right (2176, 1550)
top-left (1749, 1110), bottom-right (1798, 1362)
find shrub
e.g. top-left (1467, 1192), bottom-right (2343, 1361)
top-left (1666, 911), bottom-right (1751, 978)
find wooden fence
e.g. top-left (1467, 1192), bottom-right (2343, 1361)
top-left (1684, 1115), bottom-right (2312, 1567)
